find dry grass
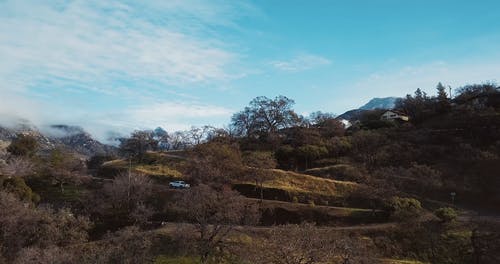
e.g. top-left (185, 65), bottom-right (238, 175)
top-left (261, 169), bottom-right (358, 197)
top-left (101, 159), bottom-right (183, 179)
top-left (134, 164), bottom-right (182, 178)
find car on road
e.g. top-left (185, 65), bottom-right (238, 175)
top-left (169, 180), bottom-right (190, 189)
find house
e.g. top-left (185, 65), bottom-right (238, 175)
top-left (380, 110), bottom-right (409, 122)
top-left (337, 118), bottom-right (352, 129)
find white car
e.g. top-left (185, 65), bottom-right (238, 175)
top-left (169, 180), bottom-right (190, 189)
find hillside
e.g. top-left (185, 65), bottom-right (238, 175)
top-left (0, 122), bottom-right (116, 157)
top-left (359, 97), bottom-right (399, 110)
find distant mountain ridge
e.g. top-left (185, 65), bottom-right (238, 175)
top-left (0, 122), bottom-right (116, 157)
top-left (337, 97), bottom-right (400, 121)
top-left (359, 97), bottom-right (399, 110)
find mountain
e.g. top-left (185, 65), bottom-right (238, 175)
top-left (48, 125), bottom-right (117, 156)
top-left (337, 109), bottom-right (369, 121)
top-left (337, 97), bottom-right (400, 121)
top-left (0, 122), bottom-right (116, 157)
top-left (359, 97), bottom-right (399, 110)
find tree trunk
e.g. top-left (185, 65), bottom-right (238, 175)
top-left (259, 181), bottom-right (264, 204)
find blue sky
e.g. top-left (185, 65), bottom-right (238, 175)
top-left (1, 0), bottom-right (499, 141)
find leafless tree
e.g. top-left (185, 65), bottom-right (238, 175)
top-left (187, 142), bottom-right (244, 186)
top-left (176, 184), bottom-right (259, 263)
top-left (170, 131), bottom-right (191, 150)
top-left (101, 172), bottom-right (153, 224)
top-left (248, 224), bottom-right (376, 264)
top-left (100, 226), bottom-right (153, 264)
top-left (0, 191), bottom-right (91, 262)
top-left (0, 156), bottom-right (33, 178)
top-left (251, 223), bottom-right (334, 264)
top-left (242, 151), bottom-right (277, 203)
top-left (14, 246), bottom-right (74, 264)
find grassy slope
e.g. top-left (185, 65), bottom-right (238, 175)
top-left (261, 169), bottom-right (358, 198)
top-left (100, 159), bottom-right (183, 180)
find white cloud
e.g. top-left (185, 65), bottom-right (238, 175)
top-left (270, 54), bottom-right (331, 72)
top-left (81, 102), bottom-right (233, 142)
top-left (0, 0), bottom-right (249, 96)
top-left (0, 0), bottom-right (252, 141)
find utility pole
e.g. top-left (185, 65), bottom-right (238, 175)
top-left (128, 157), bottom-right (131, 209)
top-left (448, 85), bottom-right (453, 99)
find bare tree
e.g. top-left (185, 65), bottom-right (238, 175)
top-left (252, 223), bottom-right (334, 264)
top-left (250, 224), bottom-right (376, 264)
top-left (0, 191), bottom-right (91, 261)
top-left (187, 142), bottom-right (244, 186)
top-left (170, 131), bottom-right (191, 150)
top-left (0, 156), bottom-right (33, 178)
top-left (242, 151), bottom-right (277, 203)
top-left (176, 184), bottom-right (259, 263)
top-left (101, 172), bottom-right (153, 224)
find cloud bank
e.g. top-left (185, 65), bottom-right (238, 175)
top-left (0, 0), bottom-right (250, 141)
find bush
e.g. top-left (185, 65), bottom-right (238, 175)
top-left (7, 134), bottom-right (38, 157)
top-left (389, 196), bottom-right (422, 221)
top-left (434, 207), bottom-right (457, 222)
top-left (1, 177), bottom-right (40, 203)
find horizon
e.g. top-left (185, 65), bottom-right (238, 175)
top-left (1, 0), bottom-right (500, 142)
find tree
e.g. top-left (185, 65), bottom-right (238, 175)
top-left (170, 131), bottom-right (190, 150)
top-left (248, 223), bottom-right (373, 264)
top-left (0, 156), bottom-right (33, 178)
top-left (100, 226), bottom-right (153, 264)
top-left (350, 130), bottom-right (387, 168)
top-left (436, 82), bottom-right (451, 113)
top-left (297, 145), bottom-right (328, 170)
top-left (309, 111), bottom-right (336, 125)
top-left (231, 96), bottom-right (299, 137)
top-left (187, 142), bottom-right (244, 186)
top-left (242, 151), bottom-right (277, 203)
top-left (47, 148), bottom-right (87, 192)
top-left (176, 184), bottom-right (259, 263)
top-left (434, 207), bottom-right (457, 223)
top-left (153, 127), bottom-right (170, 150)
top-left (395, 88), bottom-right (433, 123)
top-left (7, 134), bottom-right (38, 157)
top-left (261, 223), bottom-right (334, 264)
top-left (101, 172), bottom-right (153, 225)
top-left (0, 191), bottom-right (91, 261)
top-left (119, 130), bottom-right (158, 161)
top-left (388, 196), bottom-right (423, 222)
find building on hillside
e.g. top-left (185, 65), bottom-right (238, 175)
top-left (380, 110), bottom-right (409, 122)
top-left (338, 118), bottom-right (352, 129)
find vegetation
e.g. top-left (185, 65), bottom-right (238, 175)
top-left (1, 82), bottom-right (500, 263)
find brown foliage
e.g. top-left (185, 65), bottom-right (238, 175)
top-left (187, 142), bottom-right (244, 186)
top-left (0, 191), bottom-right (91, 261)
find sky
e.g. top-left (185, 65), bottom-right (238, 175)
top-left (1, 0), bottom-right (500, 142)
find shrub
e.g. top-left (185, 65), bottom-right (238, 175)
top-left (7, 134), bottom-right (38, 157)
top-left (389, 196), bottom-right (422, 221)
top-left (434, 207), bottom-right (458, 222)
